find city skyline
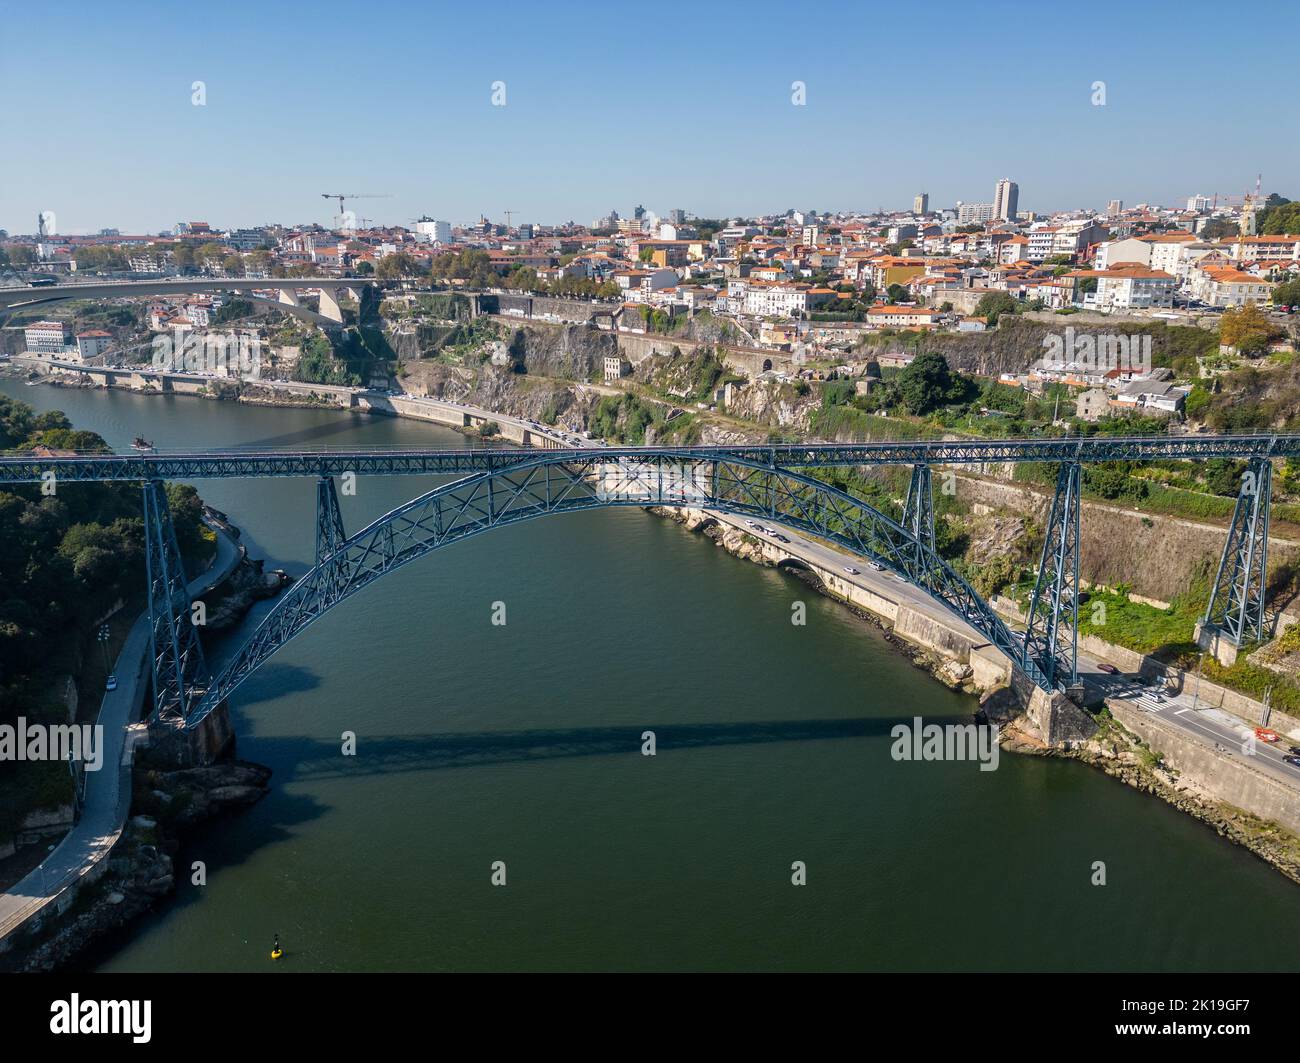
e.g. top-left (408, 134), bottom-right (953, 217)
top-left (2, 0), bottom-right (1296, 234)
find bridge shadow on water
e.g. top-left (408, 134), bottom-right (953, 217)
top-left (218, 662), bottom-right (323, 702)
top-left (253, 715), bottom-right (930, 784)
top-left (238, 415), bottom-right (377, 451)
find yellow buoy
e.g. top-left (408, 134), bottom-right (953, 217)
top-left (271, 948), bottom-right (282, 960)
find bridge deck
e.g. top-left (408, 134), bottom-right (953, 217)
top-left (0, 434), bottom-right (1296, 483)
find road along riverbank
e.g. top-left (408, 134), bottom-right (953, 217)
top-left (0, 516), bottom-right (286, 971)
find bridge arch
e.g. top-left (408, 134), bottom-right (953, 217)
top-left (186, 452), bottom-right (1048, 728)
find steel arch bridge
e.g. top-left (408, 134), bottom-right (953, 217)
top-left (183, 452), bottom-right (1059, 729)
top-left (8, 435), bottom-right (1280, 731)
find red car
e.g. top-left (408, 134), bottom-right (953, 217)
top-left (1255, 727), bottom-right (1281, 744)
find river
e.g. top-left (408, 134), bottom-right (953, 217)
top-left (4, 377), bottom-right (1299, 972)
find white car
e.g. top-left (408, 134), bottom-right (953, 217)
top-left (843, 566), bottom-right (860, 575)
top-left (868, 561), bottom-right (884, 572)
top-left (105, 674), bottom-right (118, 692)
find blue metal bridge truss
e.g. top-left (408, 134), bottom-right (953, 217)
top-left (2, 435), bottom-right (1289, 726)
top-left (183, 453), bottom-right (1056, 728)
top-left (1, 432), bottom-right (1298, 485)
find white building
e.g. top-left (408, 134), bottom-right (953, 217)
top-left (993, 178), bottom-right (1019, 222)
top-left (1191, 266), bottom-right (1275, 308)
top-left (75, 330), bottom-right (112, 361)
top-left (1094, 266), bottom-right (1176, 310)
top-left (957, 201), bottom-right (995, 225)
top-left (23, 320), bottom-right (69, 355)
top-left (728, 279), bottom-right (831, 318)
top-left (415, 219), bottom-right (453, 244)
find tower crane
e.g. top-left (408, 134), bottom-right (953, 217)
top-left (320, 193), bottom-right (391, 225)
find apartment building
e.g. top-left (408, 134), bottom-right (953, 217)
top-left (74, 330), bottom-right (112, 362)
top-left (864, 305), bottom-right (940, 329)
top-left (1190, 266), bottom-right (1275, 307)
top-left (727, 279), bottom-right (831, 318)
top-left (1231, 235), bottom-right (1300, 263)
top-left (1093, 266), bottom-right (1176, 310)
top-left (23, 321), bottom-right (69, 355)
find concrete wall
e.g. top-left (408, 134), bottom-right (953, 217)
top-left (992, 595), bottom-right (1300, 737)
top-left (1109, 697), bottom-right (1300, 835)
top-left (690, 509), bottom-right (1014, 691)
top-left (493, 293), bottom-right (610, 324)
top-left (956, 471), bottom-right (1300, 607)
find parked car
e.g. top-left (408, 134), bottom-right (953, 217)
top-left (1255, 727), bottom-right (1281, 744)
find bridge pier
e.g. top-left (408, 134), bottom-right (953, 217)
top-left (1022, 462), bottom-right (1081, 689)
top-left (1026, 686), bottom-right (1097, 747)
top-left (142, 480), bottom-right (210, 723)
top-left (147, 700), bottom-right (235, 766)
top-left (1200, 457), bottom-right (1272, 659)
top-left (902, 463), bottom-right (935, 586)
top-left (317, 287), bottom-right (344, 324)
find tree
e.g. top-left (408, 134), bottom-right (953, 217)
top-left (1219, 303), bottom-right (1278, 355)
top-left (1272, 278), bottom-right (1300, 307)
top-left (1257, 199), bottom-right (1300, 236)
top-left (1203, 458), bottom-right (1245, 497)
top-left (974, 291), bottom-right (1018, 325)
top-left (895, 351), bottom-right (962, 415)
top-left (885, 283), bottom-right (910, 304)
top-left (1199, 217), bottom-right (1238, 241)
top-left (375, 252), bottom-right (420, 280)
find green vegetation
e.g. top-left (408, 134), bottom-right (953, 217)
top-left (415, 292), bottom-right (475, 322)
top-left (1273, 278), bottom-right (1300, 307)
top-left (973, 291), bottom-right (1019, 325)
top-left (1255, 195), bottom-right (1300, 236)
top-left (0, 397), bottom-right (211, 844)
top-left (295, 332), bottom-right (363, 387)
top-left (1077, 586), bottom-right (1201, 655)
top-left (586, 393), bottom-right (697, 444)
top-left (1201, 656), bottom-right (1300, 718)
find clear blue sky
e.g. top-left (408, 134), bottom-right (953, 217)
top-left (2, 0), bottom-right (1294, 235)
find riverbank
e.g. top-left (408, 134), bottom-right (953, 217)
top-left (651, 505), bottom-right (983, 694)
top-left (0, 508), bottom-right (287, 971)
top-left (3, 760), bottom-right (273, 972)
top-left (1001, 707), bottom-right (1300, 885)
top-left (655, 503), bottom-right (1300, 887)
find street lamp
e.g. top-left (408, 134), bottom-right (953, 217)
top-left (97, 623), bottom-right (111, 673)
